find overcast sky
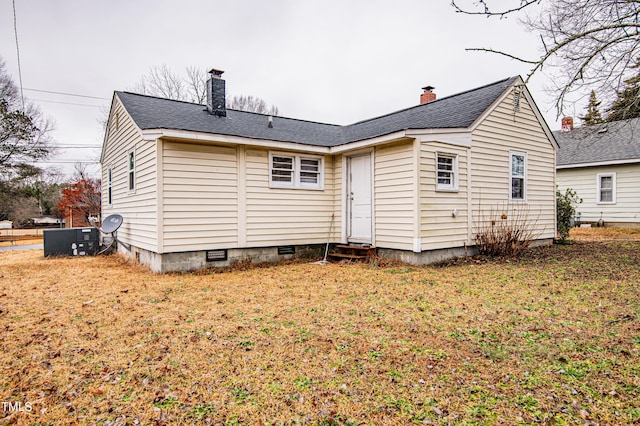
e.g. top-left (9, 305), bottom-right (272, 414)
top-left (0, 0), bottom-right (571, 179)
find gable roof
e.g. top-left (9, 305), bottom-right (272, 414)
top-left (114, 76), bottom-right (519, 147)
top-left (555, 118), bottom-right (640, 167)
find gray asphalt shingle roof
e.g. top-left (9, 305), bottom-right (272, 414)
top-left (555, 118), bottom-right (640, 166)
top-left (116, 76), bottom-right (518, 147)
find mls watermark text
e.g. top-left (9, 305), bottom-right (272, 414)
top-left (2, 401), bottom-right (33, 413)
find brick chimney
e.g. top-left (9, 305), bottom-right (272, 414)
top-left (206, 68), bottom-right (226, 117)
top-left (420, 86), bottom-right (436, 104)
top-left (561, 116), bottom-right (574, 132)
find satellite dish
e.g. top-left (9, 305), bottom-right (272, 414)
top-left (101, 214), bottom-right (123, 234)
top-left (94, 213), bottom-right (130, 254)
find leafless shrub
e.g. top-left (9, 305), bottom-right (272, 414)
top-left (473, 203), bottom-right (543, 257)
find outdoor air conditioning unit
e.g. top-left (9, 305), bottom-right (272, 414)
top-left (43, 228), bottom-right (99, 257)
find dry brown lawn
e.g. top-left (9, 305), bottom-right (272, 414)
top-left (570, 226), bottom-right (640, 241)
top-left (0, 228), bottom-right (639, 425)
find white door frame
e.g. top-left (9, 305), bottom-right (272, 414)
top-left (343, 150), bottom-right (374, 245)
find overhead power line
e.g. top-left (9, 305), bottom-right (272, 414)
top-left (56, 145), bottom-right (101, 149)
top-left (12, 0), bottom-right (24, 110)
top-left (35, 159), bottom-right (100, 164)
top-left (24, 87), bottom-right (110, 100)
top-left (32, 98), bottom-right (105, 108)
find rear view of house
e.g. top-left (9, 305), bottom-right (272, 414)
top-left (101, 70), bottom-right (557, 272)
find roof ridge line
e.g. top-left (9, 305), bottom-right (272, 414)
top-left (116, 90), bottom-right (344, 127)
top-left (117, 91), bottom-right (206, 107)
top-left (344, 76), bottom-right (516, 128)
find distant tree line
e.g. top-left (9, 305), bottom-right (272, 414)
top-left (0, 56), bottom-right (100, 227)
top-left (0, 56), bottom-right (59, 226)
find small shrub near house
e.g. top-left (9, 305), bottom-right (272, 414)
top-left (556, 187), bottom-right (582, 243)
top-left (474, 203), bottom-right (541, 257)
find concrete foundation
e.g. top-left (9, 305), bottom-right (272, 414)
top-left (378, 238), bottom-right (554, 266)
top-left (119, 238), bottom-right (555, 273)
top-left (377, 245), bottom-right (476, 265)
top-left (119, 243), bottom-right (325, 273)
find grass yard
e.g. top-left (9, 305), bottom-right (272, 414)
top-left (0, 229), bottom-right (639, 425)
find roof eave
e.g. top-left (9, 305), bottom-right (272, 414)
top-left (99, 93), bottom-right (118, 164)
top-left (330, 130), bottom-right (411, 153)
top-left (142, 128), bottom-right (420, 154)
top-left (557, 158), bottom-right (640, 169)
top-left (406, 128), bottom-right (472, 147)
top-left (142, 129), bottom-right (332, 154)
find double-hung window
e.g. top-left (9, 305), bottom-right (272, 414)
top-left (436, 153), bottom-right (458, 191)
top-left (269, 152), bottom-right (323, 189)
top-left (128, 150), bottom-right (135, 192)
top-left (597, 173), bottom-right (616, 203)
top-left (510, 151), bottom-right (527, 201)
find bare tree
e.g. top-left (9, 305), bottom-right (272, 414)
top-left (131, 64), bottom-right (187, 102)
top-left (451, 0), bottom-right (640, 116)
top-left (227, 95), bottom-right (280, 115)
top-left (132, 65), bottom-right (281, 114)
top-left (185, 66), bottom-right (207, 104)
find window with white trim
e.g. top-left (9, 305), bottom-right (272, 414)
top-left (269, 152), bottom-right (323, 189)
top-left (436, 153), bottom-right (458, 191)
top-left (597, 172), bottom-right (616, 203)
top-left (510, 151), bottom-right (527, 201)
top-left (127, 150), bottom-right (135, 192)
top-left (107, 167), bottom-right (113, 204)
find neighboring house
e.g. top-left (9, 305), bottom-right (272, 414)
top-left (556, 117), bottom-right (640, 226)
top-left (101, 70), bottom-right (557, 272)
top-left (31, 216), bottom-right (63, 228)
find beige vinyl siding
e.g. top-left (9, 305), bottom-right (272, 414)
top-left (558, 163), bottom-right (640, 224)
top-left (161, 142), bottom-right (238, 251)
top-left (374, 141), bottom-right (415, 250)
top-left (420, 143), bottom-right (469, 250)
top-left (332, 154), bottom-right (343, 242)
top-left (471, 91), bottom-right (556, 241)
top-left (101, 97), bottom-right (158, 252)
top-left (245, 148), bottom-right (335, 246)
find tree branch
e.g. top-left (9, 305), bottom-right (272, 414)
top-left (451, 0), bottom-right (541, 17)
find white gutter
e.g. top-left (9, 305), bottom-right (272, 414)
top-left (143, 129), bottom-right (415, 154)
top-left (142, 129), bottom-right (331, 154)
top-left (142, 128), bottom-right (471, 155)
top-left (329, 130), bottom-right (410, 153)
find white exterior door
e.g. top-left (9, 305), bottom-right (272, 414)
top-left (347, 153), bottom-right (372, 243)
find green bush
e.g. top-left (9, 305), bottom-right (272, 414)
top-left (556, 187), bottom-right (582, 243)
